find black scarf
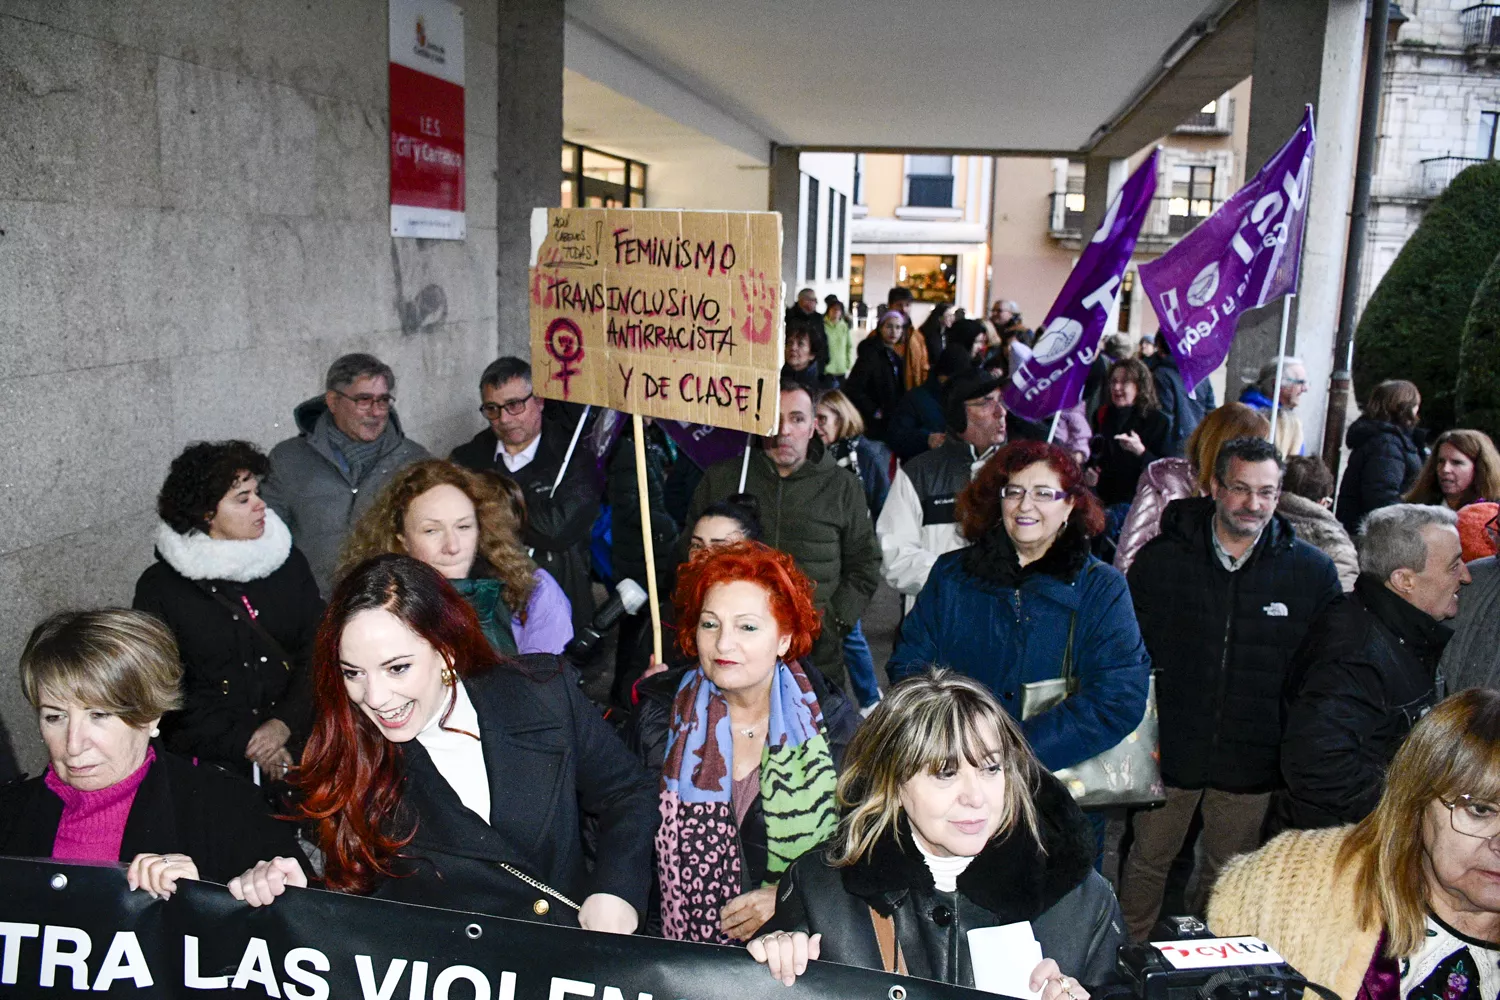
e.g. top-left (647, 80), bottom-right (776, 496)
top-left (960, 519), bottom-right (1091, 589)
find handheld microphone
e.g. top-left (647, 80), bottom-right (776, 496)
top-left (564, 579), bottom-right (648, 666)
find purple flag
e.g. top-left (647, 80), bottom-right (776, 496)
top-left (659, 420), bottom-right (750, 470)
top-left (1139, 107), bottom-right (1315, 392)
top-left (1005, 150), bottom-right (1160, 422)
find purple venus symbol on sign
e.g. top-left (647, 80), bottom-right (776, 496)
top-left (545, 317), bottom-right (584, 398)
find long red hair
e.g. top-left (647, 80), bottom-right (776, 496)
top-left (672, 541), bottom-right (821, 662)
top-left (297, 554), bottom-right (503, 893)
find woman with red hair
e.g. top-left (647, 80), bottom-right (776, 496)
top-left (225, 554), bottom-right (657, 931)
top-left (631, 541), bottom-right (857, 944)
top-left (888, 441), bottom-right (1150, 775)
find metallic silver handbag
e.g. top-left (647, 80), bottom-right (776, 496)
top-left (1019, 588), bottom-right (1165, 809)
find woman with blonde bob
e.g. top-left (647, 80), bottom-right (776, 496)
top-left (1209, 688), bottom-right (1500, 998)
top-left (340, 459), bottom-right (572, 655)
top-left (749, 669), bottom-right (1124, 991)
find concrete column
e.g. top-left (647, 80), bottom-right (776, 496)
top-left (1228, 0), bottom-right (1364, 453)
top-left (496, 0), bottom-right (564, 360)
top-left (1080, 156), bottom-right (1130, 242)
top-left (768, 144), bottom-right (801, 302)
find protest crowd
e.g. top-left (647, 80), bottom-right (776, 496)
top-left (6, 274), bottom-right (1500, 1000)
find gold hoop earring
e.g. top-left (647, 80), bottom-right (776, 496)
top-left (441, 665), bottom-right (456, 687)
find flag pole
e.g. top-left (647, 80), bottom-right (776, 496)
top-left (1267, 294), bottom-right (1295, 450)
top-left (737, 438), bottom-right (752, 493)
top-left (1047, 411), bottom-right (1061, 444)
top-left (632, 413), bottom-right (663, 665)
top-left (550, 404), bottom-right (591, 498)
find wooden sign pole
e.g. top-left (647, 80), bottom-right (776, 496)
top-left (631, 412), bottom-right (664, 663)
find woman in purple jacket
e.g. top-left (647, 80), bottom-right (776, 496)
top-left (339, 460), bottom-right (573, 655)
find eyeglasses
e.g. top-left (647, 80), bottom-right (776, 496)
top-left (480, 393), bottom-right (534, 418)
top-left (1000, 485), bottom-right (1070, 504)
top-left (966, 393), bottom-right (1005, 411)
top-left (1442, 795), bottom-right (1500, 841)
top-left (333, 390), bottom-right (394, 411)
top-left (1222, 483), bottom-right (1281, 503)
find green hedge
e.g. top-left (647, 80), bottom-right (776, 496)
top-left (1353, 160), bottom-right (1500, 430)
top-left (1456, 248), bottom-right (1500, 442)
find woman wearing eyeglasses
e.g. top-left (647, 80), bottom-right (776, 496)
top-left (1209, 689), bottom-right (1500, 1000)
top-left (888, 441), bottom-right (1150, 780)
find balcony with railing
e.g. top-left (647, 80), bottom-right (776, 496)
top-left (1048, 193), bottom-right (1223, 248)
top-left (1462, 5), bottom-right (1500, 62)
top-left (1420, 156), bottom-right (1488, 197)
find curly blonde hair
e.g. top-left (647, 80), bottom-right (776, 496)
top-left (338, 460), bottom-right (537, 621)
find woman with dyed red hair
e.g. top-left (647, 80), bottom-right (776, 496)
top-left (224, 554), bottom-right (657, 931)
top-left (889, 441), bottom-right (1150, 777)
top-left (629, 541), bottom-right (857, 944)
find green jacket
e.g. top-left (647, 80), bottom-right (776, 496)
top-left (686, 437), bottom-right (881, 687)
top-left (451, 578), bottom-right (519, 656)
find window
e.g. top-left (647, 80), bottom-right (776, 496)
top-left (837, 193), bottom-right (847, 279)
top-left (1169, 164), bottom-right (1215, 235)
top-left (560, 142), bottom-right (646, 207)
top-left (1118, 270), bottom-right (1134, 332)
top-left (826, 191), bottom-right (837, 280)
top-left (1479, 111), bottom-right (1500, 159)
top-left (1061, 162), bottom-right (1086, 230)
top-left (906, 155), bottom-right (954, 208)
top-left (805, 177), bottom-right (820, 282)
top-left (895, 254), bottom-right (958, 303)
top-left (853, 154), bottom-right (865, 206)
top-left (850, 254), bottom-right (865, 306)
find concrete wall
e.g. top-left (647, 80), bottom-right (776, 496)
top-left (0, 0), bottom-right (506, 771)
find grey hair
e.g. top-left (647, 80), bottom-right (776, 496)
top-left (325, 353), bottom-right (396, 393)
top-left (1256, 356), bottom-right (1304, 394)
top-left (1358, 503), bottom-right (1459, 580)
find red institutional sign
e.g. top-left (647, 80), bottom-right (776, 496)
top-left (389, 0), bottom-right (465, 240)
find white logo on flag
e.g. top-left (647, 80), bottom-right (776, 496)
top-left (1032, 317), bottom-right (1085, 364)
top-left (1186, 263), bottom-right (1220, 307)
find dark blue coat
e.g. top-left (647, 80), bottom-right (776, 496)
top-left (887, 378), bottom-right (947, 461)
top-left (888, 527), bottom-right (1151, 771)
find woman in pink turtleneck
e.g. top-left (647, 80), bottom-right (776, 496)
top-left (0, 609), bottom-right (306, 894)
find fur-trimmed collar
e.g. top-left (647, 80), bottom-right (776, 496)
top-left (840, 771), bottom-right (1096, 922)
top-left (154, 508), bottom-right (292, 582)
top-left (959, 520), bottom-right (1091, 588)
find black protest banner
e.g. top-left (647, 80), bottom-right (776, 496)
top-left (0, 857), bottom-right (989, 1000)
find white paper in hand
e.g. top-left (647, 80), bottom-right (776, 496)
top-left (968, 922), bottom-right (1044, 999)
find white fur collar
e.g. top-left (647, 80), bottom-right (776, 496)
top-left (154, 508), bottom-right (293, 582)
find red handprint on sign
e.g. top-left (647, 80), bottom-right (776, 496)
top-left (530, 247), bottom-right (565, 307)
top-left (733, 270), bottom-right (777, 344)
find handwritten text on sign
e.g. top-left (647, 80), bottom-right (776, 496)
top-left (529, 208), bottom-right (783, 434)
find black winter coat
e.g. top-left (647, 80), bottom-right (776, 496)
top-left (370, 657), bottom-right (658, 924)
top-left (1091, 405), bottom-right (1173, 505)
top-left (1274, 575), bottom-right (1450, 831)
top-left (451, 421), bottom-right (600, 636)
top-left (0, 747), bottom-right (307, 881)
top-left (1128, 497), bottom-right (1342, 792)
top-left (844, 337), bottom-right (906, 442)
top-left (763, 773), bottom-right (1125, 989)
top-left (133, 548), bottom-right (322, 774)
top-left (1335, 417), bottom-right (1424, 535)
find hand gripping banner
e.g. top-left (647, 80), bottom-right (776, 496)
top-left (0, 857), bottom-right (998, 1000)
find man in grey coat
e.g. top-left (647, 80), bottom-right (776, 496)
top-left (261, 353), bottom-right (429, 595)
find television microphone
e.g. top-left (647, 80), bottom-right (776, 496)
top-left (564, 578), bottom-right (648, 666)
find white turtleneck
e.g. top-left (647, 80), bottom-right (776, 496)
top-left (913, 831), bottom-right (976, 892)
top-left (415, 680), bottom-right (490, 823)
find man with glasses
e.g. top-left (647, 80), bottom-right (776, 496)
top-left (1239, 355), bottom-right (1308, 458)
top-left (451, 357), bottom-right (598, 636)
top-left (1118, 436), bottom-right (1340, 940)
top-left (877, 369), bottom-right (1009, 614)
top-left (262, 353), bottom-right (429, 595)
top-left (1278, 504), bottom-right (1469, 833)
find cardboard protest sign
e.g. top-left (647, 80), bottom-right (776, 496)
top-left (529, 208), bottom-right (784, 435)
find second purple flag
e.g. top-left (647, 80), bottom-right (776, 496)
top-left (1005, 149), bottom-right (1160, 423)
top-left (1139, 106), bottom-right (1316, 392)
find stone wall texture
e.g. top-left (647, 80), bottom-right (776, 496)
top-left (0, 0), bottom-right (505, 771)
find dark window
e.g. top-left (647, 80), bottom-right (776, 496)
top-left (560, 141), bottom-right (646, 208)
top-left (1169, 164), bottom-right (1215, 235)
top-left (826, 191), bottom-right (837, 280)
top-left (853, 154), bottom-right (864, 205)
top-left (1480, 112), bottom-right (1500, 159)
top-left (1118, 270), bottom-right (1134, 333)
top-left (906, 155), bottom-right (954, 208)
top-left (805, 177), bottom-right (819, 282)
top-left (837, 193), bottom-right (847, 279)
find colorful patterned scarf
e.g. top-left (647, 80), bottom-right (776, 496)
top-left (655, 660), bottom-right (839, 943)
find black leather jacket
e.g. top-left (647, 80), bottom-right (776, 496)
top-left (762, 773), bottom-right (1125, 988)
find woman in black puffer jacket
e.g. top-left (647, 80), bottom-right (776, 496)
top-left (749, 670), bottom-right (1124, 991)
top-left (133, 441), bottom-right (323, 780)
top-left (1335, 380), bottom-right (1423, 535)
